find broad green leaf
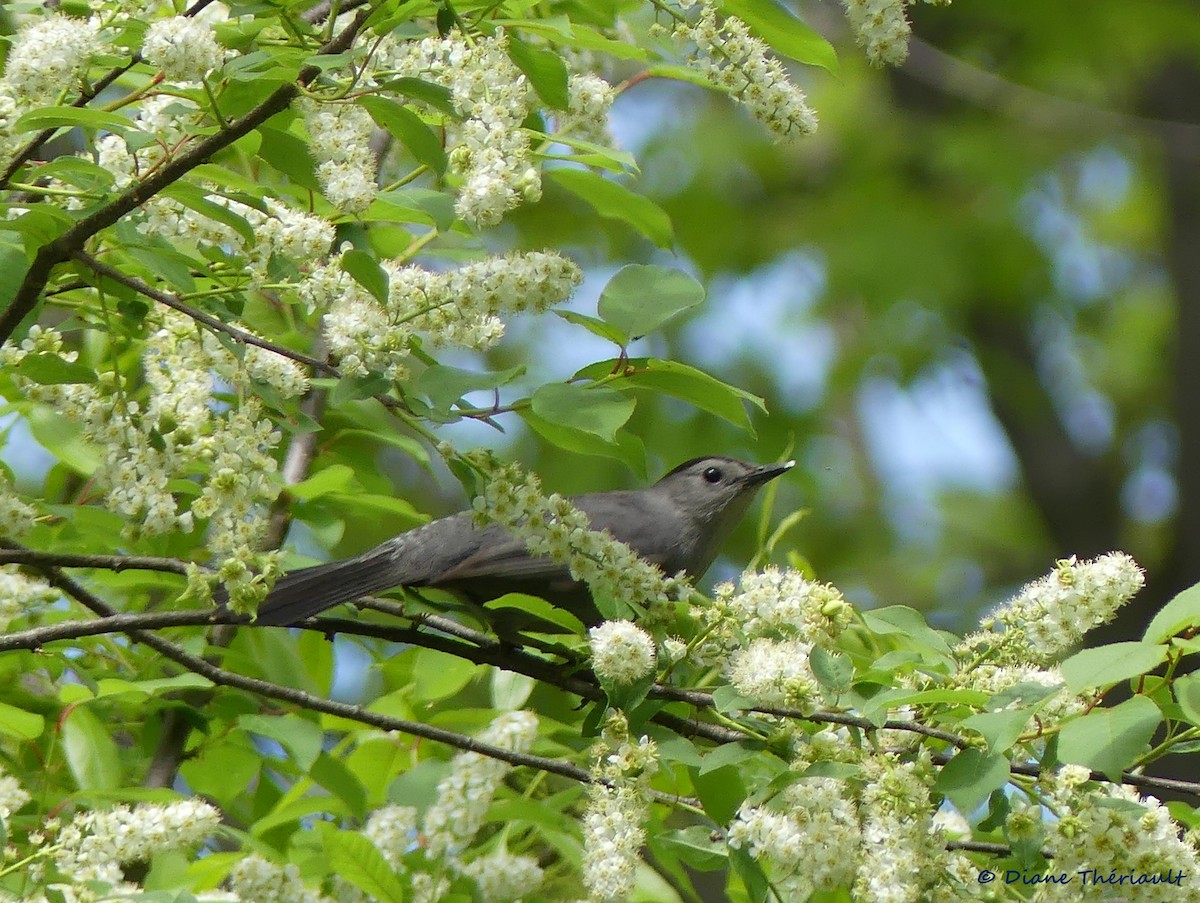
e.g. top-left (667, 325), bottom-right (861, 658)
top-left (508, 32), bottom-right (570, 109)
top-left (530, 383), bottom-right (635, 442)
top-left (1058, 695), bottom-right (1161, 780)
top-left (1061, 641), bottom-right (1169, 693)
top-left (555, 310), bottom-right (629, 346)
top-left (719, 0), bottom-right (839, 73)
top-left (410, 648), bottom-right (477, 702)
top-left (160, 182), bottom-right (256, 245)
top-left (377, 76), bottom-right (456, 115)
top-left (698, 741), bottom-right (760, 775)
top-left (1174, 673), bottom-right (1200, 726)
top-left (288, 464), bottom-right (357, 500)
top-left (0, 244), bottom-right (29, 309)
top-left (692, 763), bottom-right (746, 824)
top-left (960, 708), bottom-right (1036, 752)
top-left (311, 752), bottom-right (368, 819)
top-left (597, 265), bottom-right (705, 342)
top-left (238, 714), bottom-right (324, 771)
top-left (809, 646), bottom-right (852, 692)
top-left (521, 409), bottom-right (646, 475)
top-left (0, 702), bottom-right (44, 740)
top-left (711, 685), bottom-right (760, 713)
top-left (342, 248), bottom-right (389, 304)
top-left (935, 748), bottom-right (1010, 814)
top-left (28, 407), bottom-right (101, 476)
top-left (83, 674), bottom-right (213, 699)
top-left (485, 593), bottom-right (587, 636)
top-left (1144, 582), bottom-right (1200, 643)
top-left (549, 170), bottom-right (673, 249)
top-left (883, 688), bottom-right (991, 708)
top-left (256, 123), bottom-right (320, 190)
top-left (180, 737), bottom-right (261, 808)
top-left (491, 669), bottom-right (536, 711)
top-left (729, 846), bottom-right (770, 903)
top-left (14, 353), bottom-right (97, 385)
top-left (322, 827), bottom-right (409, 903)
top-left (658, 826), bottom-right (728, 871)
top-left (63, 706), bottom-right (122, 791)
top-left (368, 188), bottom-right (456, 231)
top-left (14, 105), bottom-right (133, 135)
top-left (413, 364), bottom-right (525, 413)
top-left (358, 95), bottom-right (447, 174)
top-left (576, 358), bottom-right (766, 433)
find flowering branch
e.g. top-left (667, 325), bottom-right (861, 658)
top-left (72, 250), bottom-right (340, 377)
top-left (0, 8), bottom-right (371, 345)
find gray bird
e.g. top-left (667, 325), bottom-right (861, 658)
top-left (251, 455), bottom-right (794, 627)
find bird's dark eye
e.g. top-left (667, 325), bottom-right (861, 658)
top-left (702, 467), bottom-right (723, 484)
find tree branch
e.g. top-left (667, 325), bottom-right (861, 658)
top-left (72, 251), bottom-right (340, 377)
top-left (0, 548), bottom-right (198, 575)
top-left (0, 8), bottom-right (371, 345)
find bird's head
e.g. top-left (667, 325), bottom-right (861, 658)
top-left (654, 456), bottom-right (795, 535)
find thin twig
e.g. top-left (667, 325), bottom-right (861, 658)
top-left (0, 549), bottom-right (199, 575)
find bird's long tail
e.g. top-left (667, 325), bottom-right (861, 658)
top-left (247, 548), bottom-right (404, 626)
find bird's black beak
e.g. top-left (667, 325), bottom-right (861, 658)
top-left (743, 460), bottom-right (795, 486)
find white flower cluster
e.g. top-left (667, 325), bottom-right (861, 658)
top-left (422, 710), bottom-right (539, 858)
top-left (1, 13), bottom-right (104, 107)
top-left (582, 713), bottom-right (658, 903)
top-left (716, 566), bottom-right (853, 647)
top-left (459, 847), bottom-right (545, 902)
top-left (54, 799), bottom-right (220, 886)
top-left (0, 765), bottom-right (29, 821)
top-left (589, 619), bottom-right (657, 684)
top-left (315, 249), bottom-right (581, 378)
top-left (0, 565), bottom-right (59, 631)
top-left (142, 15), bottom-right (227, 82)
top-left (961, 552), bottom-right (1145, 665)
top-left (727, 777), bottom-right (859, 898)
top-left (302, 99), bottom-right (379, 213)
top-left (1035, 765), bottom-right (1200, 903)
top-left (673, 2), bottom-right (818, 140)
top-left (0, 322), bottom-right (293, 609)
top-left (566, 74), bottom-right (616, 146)
top-left (468, 453), bottom-right (687, 617)
top-left (727, 636), bottom-right (820, 711)
top-left (852, 756), bottom-right (942, 903)
top-left (0, 471), bottom-right (39, 537)
top-left (363, 803), bottom-right (419, 866)
top-left (228, 855), bottom-right (333, 903)
top-left (958, 662), bottom-right (1086, 736)
top-left (841, 0), bottom-right (913, 66)
top-left (378, 33), bottom-right (537, 226)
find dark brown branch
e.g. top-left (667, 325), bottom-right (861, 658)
top-left (0, 9), bottom-right (370, 345)
top-left (0, 552), bottom-right (589, 782)
top-left (73, 250), bottom-right (340, 377)
top-left (0, 549), bottom-right (199, 575)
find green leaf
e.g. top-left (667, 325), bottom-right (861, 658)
top-left (935, 748), bottom-right (1010, 814)
top-left (410, 648), bottom-right (477, 702)
top-left (288, 464), bottom-right (358, 500)
top-left (310, 752), bottom-right (368, 819)
top-left (413, 364), bottom-right (525, 414)
top-left (369, 188), bottom-right (457, 231)
top-left (692, 763), bottom-right (746, 824)
top-left (861, 605), bottom-right (955, 660)
top-left (729, 846), bottom-right (770, 903)
top-left (0, 701), bottom-right (44, 740)
top-left (342, 248), bottom-right (389, 304)
top-left (0, 244), bottom-right (29, 309)
top-left (86, 674), bottom-right (213, 699)
top-left (238, 714), bottom-right (324, 771)
top-left (521, 408), bottom-right (647, 475)
top-left (508, 32), bottom-right (570, 109)
top-left (358, 95), bottom-right (448, 174)
top-left (491, 669), bottom-right (536, 711)
top-left (378, 76), bottom-right (456, 115)
top-left (960, 708), bottom-right (1036, 752)
top-left (719, 0), bottom-right (839, 73)
top-left (530, 383), bottom-right (636, 442)
top-left (485, 593), bottom-right (587, 636)
top-left (160, 182), bottom-right (256, 245)
top-left (659, 826), bottom-right (728, 871)
top-left (256, 123), bottom-right (320, 190)
top-left (1144, 582), bottom-right (1200, 643)
top-left (28, 407), bottom-right (101, 477)
top-left (711, 685), bottom-right (760, 713)
top-left (1060, 641), bottom-right (1169, 694)
top-left (63, 705), bottom-right (122, 790)
top-left (14, 353), bottom-right (97, 385)
top-left (1174, 673), bottom-right (1200, 726)
top-left (699, 741), bottom-right (760, 775)
top-left (321, 825), bottom-right (409, 903)
top-left (1057, 695), bottom-right (1162, 780)
top-left (549, 170), bottom-right (673, 249)
top-left (554, 310), bottom-right (628, 346)
top-left (14, 105), bottom-right (133, 135)
top-left (597, 265), bottom-right (705, 342)
top-left (809, 646), bottom-right (852, 692)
